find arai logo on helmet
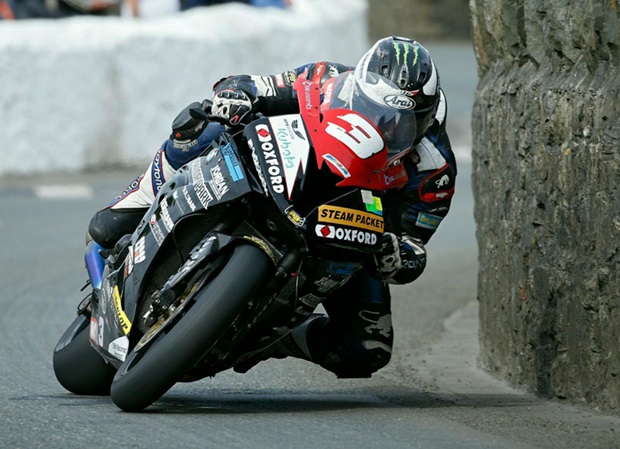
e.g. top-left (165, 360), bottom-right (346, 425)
top-left (383, 94), bottom-right (415, 110)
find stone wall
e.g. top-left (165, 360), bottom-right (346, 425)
top-left (470, 0), bottom-right (620, 412)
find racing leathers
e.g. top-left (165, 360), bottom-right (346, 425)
top-left (87, 61), bottom-right (457, 378)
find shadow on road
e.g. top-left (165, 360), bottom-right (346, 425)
top-left (38, 386), bottom-right (544, 415)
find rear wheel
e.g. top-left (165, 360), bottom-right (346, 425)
top-left (53, 314), bottom-right (116, 395)
top-left (110, 244), bottom-right (272, 412)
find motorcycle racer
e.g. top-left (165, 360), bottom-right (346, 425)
top-left (87, 36), bottom-right (457, 378)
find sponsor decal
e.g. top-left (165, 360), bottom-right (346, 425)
top-left (285, 206), bottom-right (305, 227)
top-left (108, 336), bottom-right (129, 361)
top-left (249, 141), bottom-right (269, 196)
top-left (255, 124), bottom-right (284, 194)
top-left (195, 181), bottom-right (213, 209)
top-left (361, 190), bottom-right (383, 215)
top-left (182, 186), bottom-right (197, 212)
top-left (151, 149), bottom-right (166, 195)
top-left (315, 224), bottom-right (378, 245)
top-left (209, 165), bottom-right (229, 200)
top-left (284, 70), bottom-right (297, 85)
top-left (327, 64), bottom-right (340, 77)
top-left (190, 159), bottom-right (202, 184)
top-left (190, 159), bottom-right (214, 208)
top-left (149, 216), bottom-right (165, 246)
top-left (302, 80), bottom-right (314, 111)
top-left (322, 154), bottom-right (351, 178)
top-left (205, 148), bottom-right (219, 164)
top-left (403, 257), bottom-right (425, 271)
top-left (318, 205), bottom-right (384, 232)
top-left (124, 246), bottom-right (134, 278)
top-left (221, 143), bottom-right (244, 182)
top-left (383, 94), bottom-right (415, 110)
top-left (322, 80), bottom-right (334, 106)
top-left (269, 115), bottom-right (310, 198)
top-left (112, 286), bottom-right (132, 335)
top-left (416, 211), bottom-right (443, 230)
top-left (159, 199), bottom-right (174, 232)
top-left (435, 174), bottom-right (450, 188)
top-left (384, 169), bottom-right (408, 187)
top-left (134, 236), bottom-right (146, 263)
top-left (419, 164), bottom-right (455, 203)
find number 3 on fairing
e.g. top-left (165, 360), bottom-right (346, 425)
top-left (325, 113), bottom-right (384, 159)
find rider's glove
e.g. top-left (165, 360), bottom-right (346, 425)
top-left (211, 88), bottom-right (255, 126)
top-left (374, 233), bottom-right (427, 284)
top-left (170, 99), bottom-right (211, 151)
top-left (374, 232), bottom-right (403, 280)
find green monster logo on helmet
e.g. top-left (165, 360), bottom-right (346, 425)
top-left (393, 41), bottom-right (419, 66)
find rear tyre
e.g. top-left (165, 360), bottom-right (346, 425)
top-left (53, 314), bottom-right (116, 395)
top-left (110, 244), bottom-right (272, 412)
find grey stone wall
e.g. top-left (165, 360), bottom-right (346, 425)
top-left (470, 0), bottom-right (620, 412)
top-left (368, 0), bottom-right (471, 42)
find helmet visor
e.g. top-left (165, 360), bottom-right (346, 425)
top-left (322, 71), bottom-right (417, 165)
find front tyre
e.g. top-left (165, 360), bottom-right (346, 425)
top-left (110, 244), bottom-right (272, 412)
top-left (53, 314), bottom-right (116, 395)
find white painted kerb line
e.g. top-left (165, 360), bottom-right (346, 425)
top-left (34, 184), bottom-right (93, 199)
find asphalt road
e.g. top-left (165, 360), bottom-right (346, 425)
top-left (1, 42), bottom-right (619, 449)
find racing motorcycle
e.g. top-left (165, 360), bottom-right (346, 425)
top-left (53, 70), bottom-right (417, 412)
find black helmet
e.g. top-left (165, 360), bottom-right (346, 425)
top-left (355, 36), bottom-right (440, 144)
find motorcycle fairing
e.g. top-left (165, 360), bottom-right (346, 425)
top-left (89, 137), bottom-right (256, 365)
top-left (244, 115), bottom-right (311, 213)
top-left (294, 76), bottom-right (409, 191)
top-left (89, 260), bottom-right (131, 365)
top-left (305, 188), bottom-right (384, 253)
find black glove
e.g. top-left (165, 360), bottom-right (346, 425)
top-left (211, 88), bottom-right (255, 126)
top-left (170, 99), bottom-right (211, 151)
top-left (374, 232), bottom-right (403, 280)
top-left (374, 233), bottom-right (427, 284)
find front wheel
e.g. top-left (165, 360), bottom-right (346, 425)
top-left (110, 243), bottom-right (272, 412)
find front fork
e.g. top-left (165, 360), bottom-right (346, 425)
top-left (77, 239), bottom-right (107, 318)
top-left (85, 240), bottom-right (105, 290)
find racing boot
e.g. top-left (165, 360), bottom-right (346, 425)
top-left (233, 315), bottom-right (322, 373)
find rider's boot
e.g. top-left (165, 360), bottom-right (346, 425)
top-left (233, 315), bottom-right (322, 373)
